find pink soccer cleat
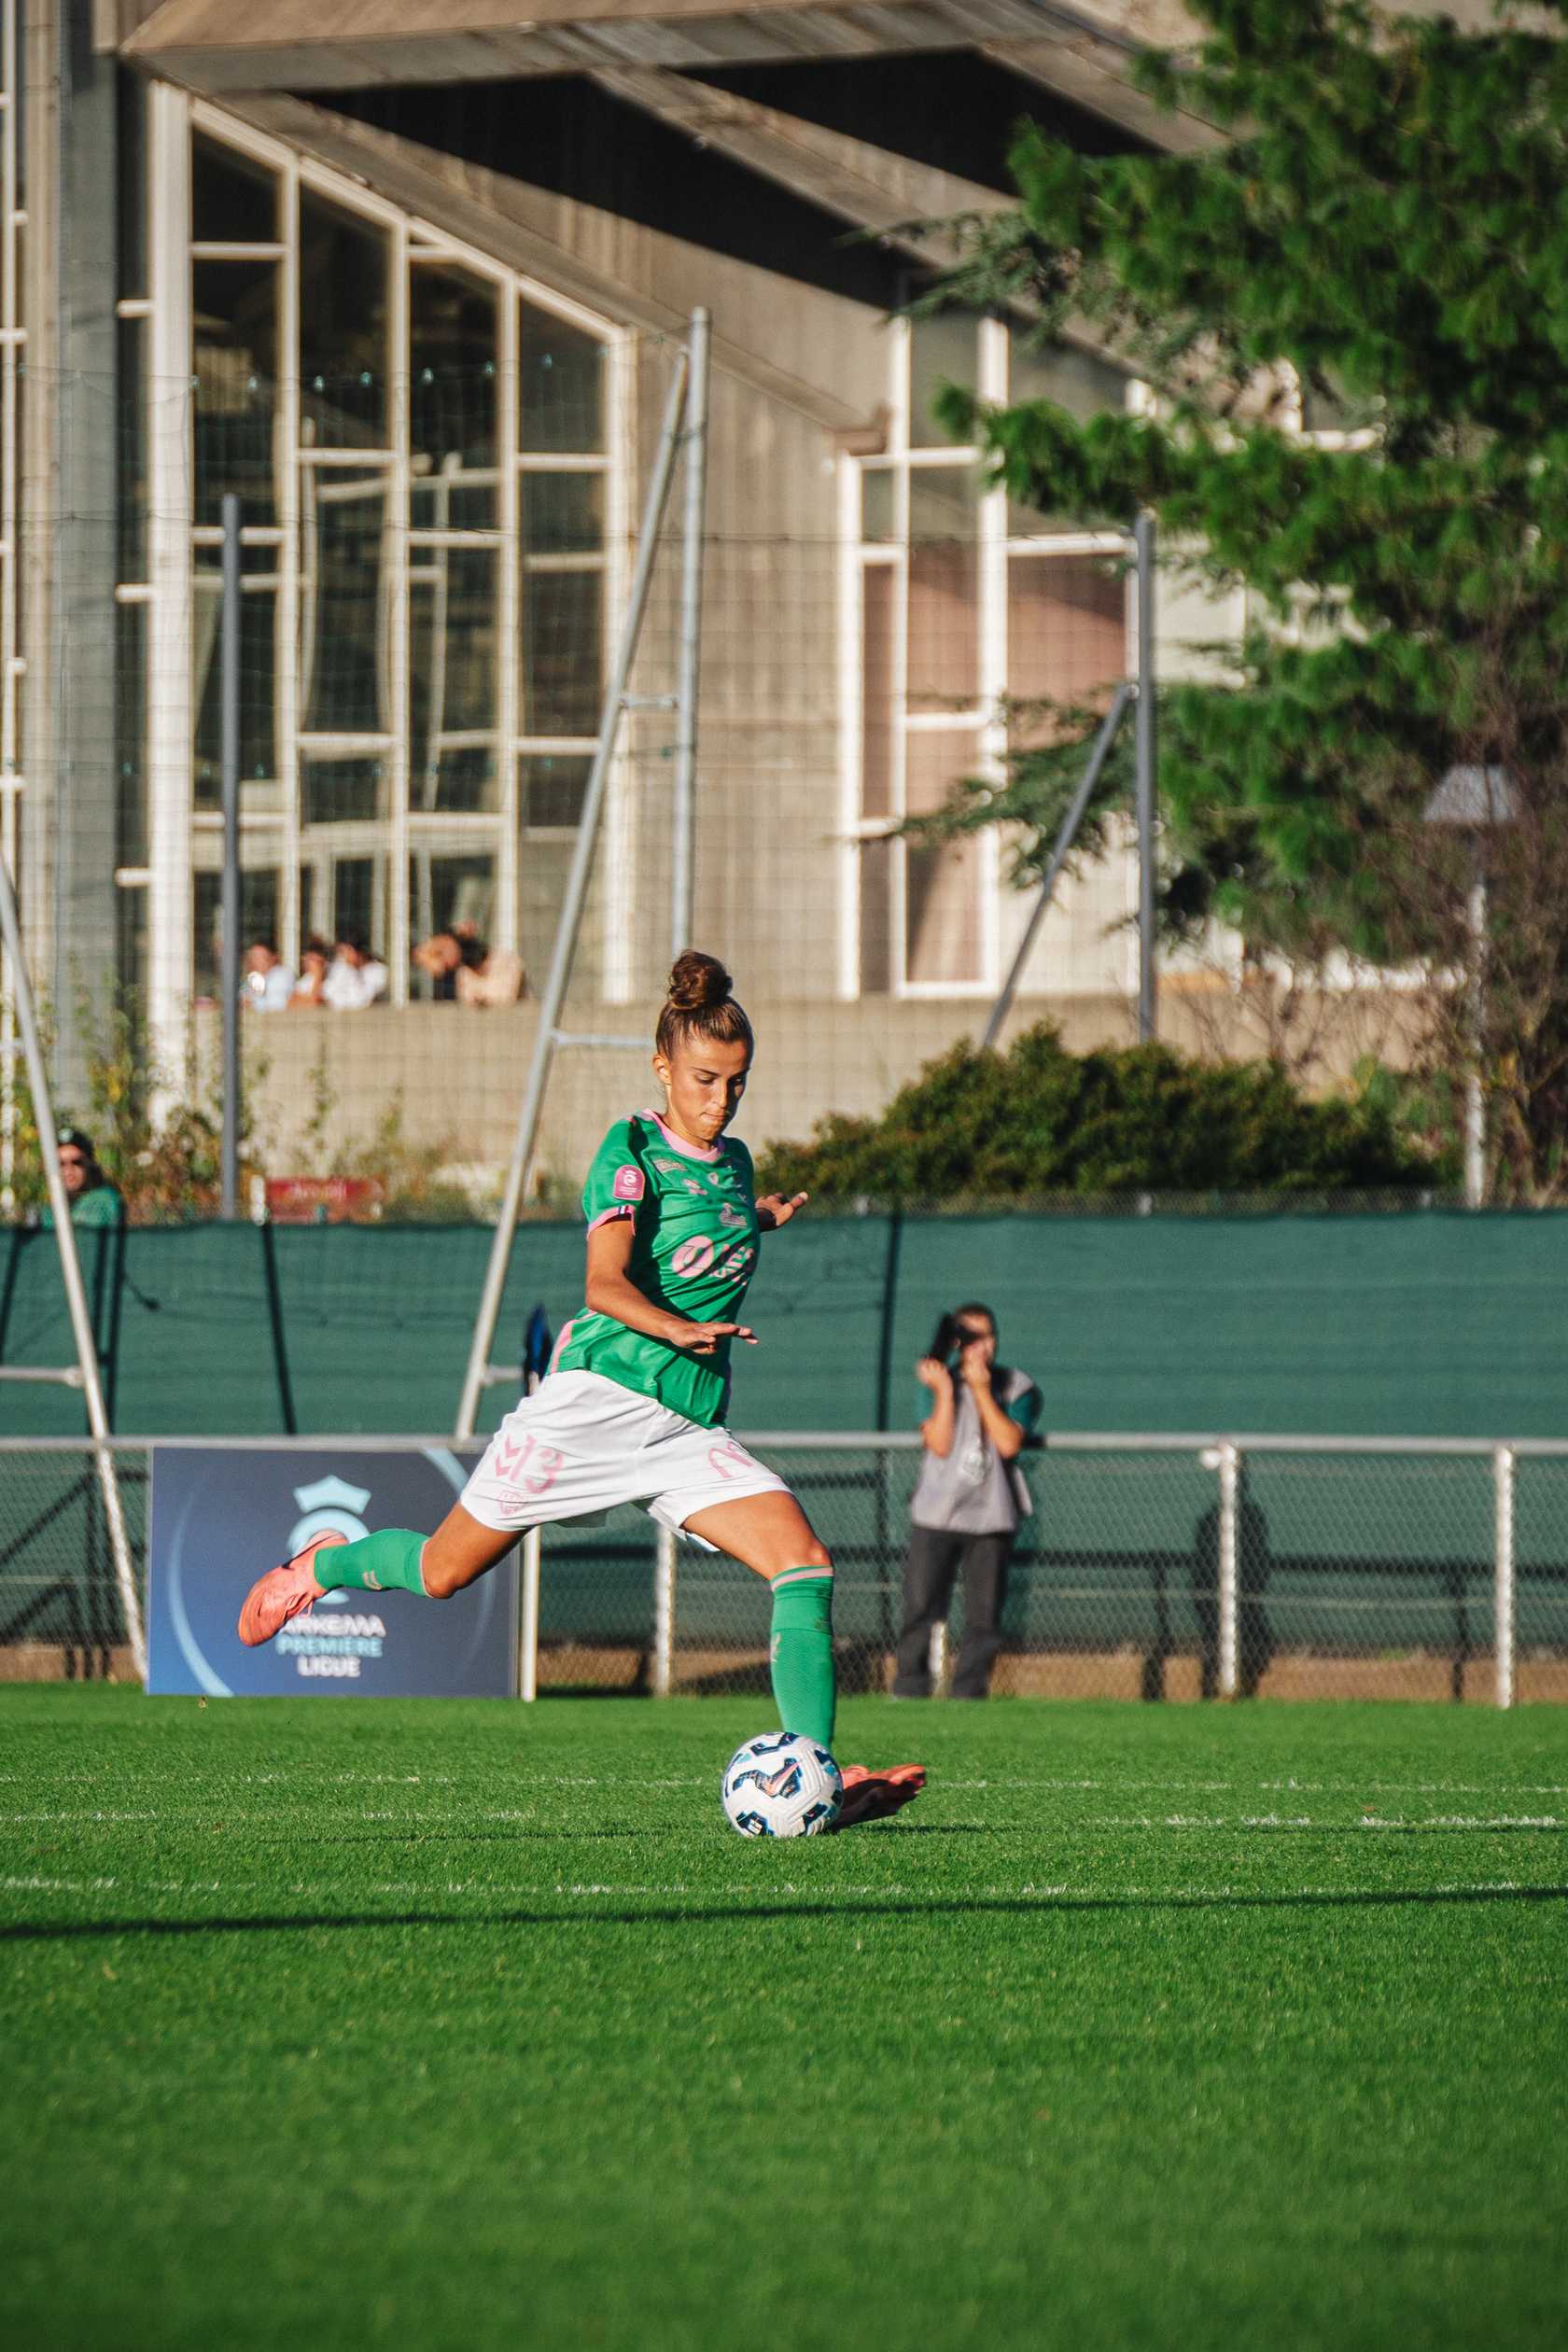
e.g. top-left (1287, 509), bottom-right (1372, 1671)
top-left (236, 1530), bottom-right (348, 1647)
top-left (834, 1760), bottom-right (927, 1829)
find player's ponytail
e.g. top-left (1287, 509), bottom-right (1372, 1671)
top-left (656, 949), bottom-right (754, 1061)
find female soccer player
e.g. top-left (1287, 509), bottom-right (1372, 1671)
top-left (238, 950), bottom-right (925, 1829)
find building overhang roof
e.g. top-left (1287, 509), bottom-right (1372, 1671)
top-left (122, 2), bottom-right (1212, 152)
top-left (211, 91), bottom-right (878, 437)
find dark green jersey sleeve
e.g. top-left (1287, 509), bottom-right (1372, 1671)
top-left (581, 1119), bottom-right (650, 1231)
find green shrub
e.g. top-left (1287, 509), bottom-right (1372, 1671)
top-left (753, 1025), bottom-right (1441, 1206)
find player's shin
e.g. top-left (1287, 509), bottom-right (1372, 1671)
top-left (321, 1528), bottom-right (430, 1596)
top-left (768, 1566), bottom-right (835, 1749)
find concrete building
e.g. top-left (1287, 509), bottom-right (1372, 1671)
top-left (1, 4), bottom-right (1429, 1183)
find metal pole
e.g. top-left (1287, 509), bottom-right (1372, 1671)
top-left (671, 309), bottom-right (709, 958)
top-left (1134, 511), bottom-right (1157, 1043)
top-left (982, 680), bottom-right (1131, 1052)
top-left (519, 1527), bottom-right (541, 1702)
top-left (0, 845), bottom-right (146, 1680)
top-left (1464, 867), bottom-right (1485, 1210)
top-left (456, 347), bottom-right (692, 1438)
top-left (220, 495), bottom-right (242, 1222)
top-left (1493, 1444), bottom-right (1515, 1711)
top-left (652, 1522), bottom-right (677, 1698)
top-left (1217, 1441), bottom-right (1239, 1699)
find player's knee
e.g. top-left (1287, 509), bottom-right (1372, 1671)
top-left (801, 1535), bottom-right (833, 1575)
top-left (418, 1545), bottom-right (460, 1601)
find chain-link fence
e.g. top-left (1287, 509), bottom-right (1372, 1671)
top-left (3, 1433), bottom-right (1565, 1702)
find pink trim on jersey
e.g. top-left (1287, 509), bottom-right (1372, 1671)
top-left (546, 1317), bottom-right (577, 1374)
top-left (639, 1107), bottom-right (721, 1163)
top-left (586, 1203), bottom-right (636, 1233)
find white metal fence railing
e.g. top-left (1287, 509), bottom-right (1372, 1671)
top-left (2, 1433), bottom-right (1566, 1705)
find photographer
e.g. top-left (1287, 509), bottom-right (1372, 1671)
top-left (893, 1303), bottom-right (1041, 1701)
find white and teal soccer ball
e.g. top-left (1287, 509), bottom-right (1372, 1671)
top-left (721, 1732), bottom-right (843, 1838)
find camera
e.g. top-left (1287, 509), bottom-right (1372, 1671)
top-left (929, 1311), bottom-right (969, 1373)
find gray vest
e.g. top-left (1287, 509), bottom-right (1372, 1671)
top-left (910, 1365), bottom-right (1035, 1535)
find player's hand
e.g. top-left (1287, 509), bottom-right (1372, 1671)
top-left (670, 1319), bottom-right (758, 1354)
top-left (756, 1191), bottom-right (808, 1230)
top-left (915, 1355), bottom-right (953, 1393)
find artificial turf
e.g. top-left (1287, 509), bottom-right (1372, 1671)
top-left (1, 1687), bottom-right (1565, 2352)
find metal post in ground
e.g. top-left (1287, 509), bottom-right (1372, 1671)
top-left (1465, 864), bottom-right (1486, 1210)
top-left (456, 344), bottom-right (693, 1440)
top-left (219, 494), bottom-right (242, 1222)
top-left (1217, 1441), bottom-right (1239, 1699)
top-left (653, 1523), bottom-right (678, 1698)
top-left (671, 307), bottom-right (709, 958)
top-left (1494, 1444), bottom-right (1516, 1710)
top-left (519, 1527), bottom-right (541, 1702)
top-left (1134, 511), bottom-right (1157, 1044)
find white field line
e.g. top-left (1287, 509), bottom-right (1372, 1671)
top-left (3, 1809), bottom-right (1561, 1832)
top-left (1, 1875), bottom-right (1549, 1906)
top-left (7, 1774), bottom-right (1568, 1799)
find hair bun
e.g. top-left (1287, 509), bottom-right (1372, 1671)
top-left (665, 949), bottom-right (733, 1014)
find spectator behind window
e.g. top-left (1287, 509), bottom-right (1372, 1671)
top-left (288, 937), bottom-right (331, 1010)
top-left (455, 937), bottom-right (525, 1007)
top-left (322, 931), bottom-right (388, 1011)
top-left (243, 939), bottom-right (295, 1013)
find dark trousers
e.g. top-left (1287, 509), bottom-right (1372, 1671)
top-left (894, 1525), bottom-right (1013, 1700)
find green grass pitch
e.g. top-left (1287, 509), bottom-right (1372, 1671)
top-left (2, 1687), bottom-right (1565, 2352)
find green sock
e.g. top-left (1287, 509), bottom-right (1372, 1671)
top-left (769, 1568), bottom-right (836, 1749)
top-left (319, 1528), bottom-right (427, 1596)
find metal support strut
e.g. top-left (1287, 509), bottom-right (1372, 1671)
top-left (0, 845), bottom-right (147, 1679)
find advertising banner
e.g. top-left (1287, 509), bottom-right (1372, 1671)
top-left (147, 1446), bottom-right (518, 1698)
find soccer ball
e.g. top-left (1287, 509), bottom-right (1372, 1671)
top-left (721, 1731), bottom-right (843, 1838)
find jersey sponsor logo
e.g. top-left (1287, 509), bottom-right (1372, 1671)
top-left (671, 1235), bottom-right (717, 1278)
top-left (718, 1203), bottom-right (747, 1229)
top-left (611, 1165), bottom-right (645, 1202)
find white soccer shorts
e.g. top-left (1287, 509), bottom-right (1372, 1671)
top-left (460, 1368), bottom-right (789, 1535)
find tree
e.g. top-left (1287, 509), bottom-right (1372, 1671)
top-left (921, 0), bottom-right (1568, 1200)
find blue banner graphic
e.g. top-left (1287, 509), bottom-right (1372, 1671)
top-left (147, 1447), bottom-right (517, 1698)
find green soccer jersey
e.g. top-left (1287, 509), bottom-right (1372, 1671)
top-left (553, 1111), bottom-right (763, 1428)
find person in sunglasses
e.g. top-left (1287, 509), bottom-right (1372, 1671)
top-left (43, 1127), bottom-right (124, 1229)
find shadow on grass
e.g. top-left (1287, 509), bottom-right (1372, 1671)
top-left (4, 1882), bottom-right (1563, 1945)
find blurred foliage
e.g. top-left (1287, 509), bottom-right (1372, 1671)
top-left (755, 1023), bottom-right (1442, 1204)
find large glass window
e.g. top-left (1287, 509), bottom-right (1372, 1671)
top-left (193, 133), bottom-right (276, 243)
top-left (192, 257), bottom-right (278, 525)
top-left (301, 467), bottom-right (391, 737)
top-left (852, 317), bottom-right (1134, 995)
top-left (411, 261), bottom-right (498, 527)
top-left (410, 545), bottom-right (500, 812)
top-left (300, 193), bottom-right (390, 450)
top-left (518, 306), bottom-right (604, 453)
top-left (123, 118), bottom-right (622, 1011)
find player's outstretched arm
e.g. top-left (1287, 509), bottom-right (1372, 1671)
top-left (755, 1190), bottom-right (807, 1231)
top-left (585, 1216), bottom-right (755, 1353)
